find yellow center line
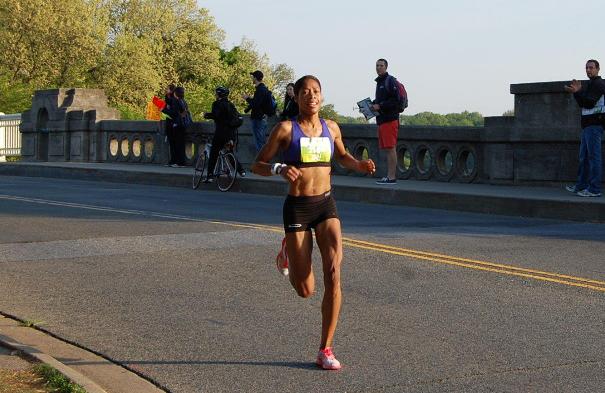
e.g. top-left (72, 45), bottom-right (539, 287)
top-left (211, 220), bottom-right (605, 292)
top-left (3, 194), bottom-right (603, 293)
top-left (342, 237), bottom-right (605, 287)
top-left (343, 241), bottom-right (605, 293)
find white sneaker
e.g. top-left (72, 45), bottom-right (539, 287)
top-left (565, 185), bottom-right (580, 193)
top-left (577, 189), bottom-right (602, 197)
top-left (375, 177), bottom-right (396, 185)
top-left (316, 347), bottom-right (342, 370)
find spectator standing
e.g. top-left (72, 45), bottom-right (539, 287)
top-left (166, 86), bottom-right (190, 167)
top-left (372, 58), bottom-right (401, 185)
top-left (203, 86), bottom-right (245, 180)
top-left (565, 59), bottom-right (605, 197)
top-left (280, 82), bottom-right (299, 120)
top-left (244, 70), bottom-right (271, 152)
top-left (161, 84), bottom-right (177, 166)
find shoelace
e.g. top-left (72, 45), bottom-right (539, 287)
top-left (321, 348), bottom-right (335, 358)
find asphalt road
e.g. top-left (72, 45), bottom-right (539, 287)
top-left (0, 175), bottom-right (604, 393)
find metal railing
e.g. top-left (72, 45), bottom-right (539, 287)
top-left (0, 113), bottom-right (21, 161)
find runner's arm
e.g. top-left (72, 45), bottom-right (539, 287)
top-left (251, 121), bottom-right (302, 182)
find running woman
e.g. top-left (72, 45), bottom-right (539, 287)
top-left (251, 75), bottom-right (375, 370)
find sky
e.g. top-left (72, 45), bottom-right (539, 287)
top-left (198, 0), bottom-right (604, 117)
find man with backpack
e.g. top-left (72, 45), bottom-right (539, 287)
top-left (372, 58), bottom-right (407, 185)
top-left (244, 70), bottom-right (276, 152)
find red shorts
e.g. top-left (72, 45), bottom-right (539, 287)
top-left (378, 120), bottom-right (399, 149)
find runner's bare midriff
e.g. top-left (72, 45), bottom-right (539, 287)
top-left (287, 166), bottom-right (332, 196)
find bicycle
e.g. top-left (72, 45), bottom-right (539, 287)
top-left (192, 140), bottom-right (238, 192)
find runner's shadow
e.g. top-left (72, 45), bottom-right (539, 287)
top-left (65, 359), bottom-right (321, 371)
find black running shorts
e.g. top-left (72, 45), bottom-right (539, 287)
top-left (282, 191), bottom-right (339, 233)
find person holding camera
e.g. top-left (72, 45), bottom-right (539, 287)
top-left (564, 59), bottom-right (605, 197)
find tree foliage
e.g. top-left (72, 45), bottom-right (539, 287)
top-left (0, 0), bottom-right (106, 88)
top-left (0, 0), bottom-right (294, 118)
top-left (401, 111), bottom-right (484, 127)
top-left (336, 115), bottom-right (367, 124)
top-left (318, 104), bottom-right (339, 121)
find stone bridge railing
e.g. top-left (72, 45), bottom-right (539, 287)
top-left (19, 82), bottom-right (603, 186)
top-left (96, 119), bottom-right (482, 182)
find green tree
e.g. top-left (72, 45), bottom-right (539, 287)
top-left (98, 0), bottom-right (224, 116)
top-left (0, 0), bottom-right (107, 105)
top-left (319, 104), bottom-right (340, 121)
top-left (337, 115), bottom-right (367, 124)
top-left (94, 34), bottom-right (161, 119)
top-left (0, 0), bottom-right (294, 118)
top-left (217, 39), bottom-right (294, 112)
top-left (0, 71), bottom-right (35, 114)
top-left (401, 111), bottom-right (483, 127)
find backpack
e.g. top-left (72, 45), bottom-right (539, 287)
top-left (387, 75), bottom-right (408, 113)
top-left (263, 89), bottom-right (277, 117)
top-left (228, 102), bottom-right (244, 128)
top-left (178, 99), bottom-right (193, 128)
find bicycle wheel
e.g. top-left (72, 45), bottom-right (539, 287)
top-left (216, 152), bottom-right (237, 192)
top-left (192, 150), bottom-right (207, 189)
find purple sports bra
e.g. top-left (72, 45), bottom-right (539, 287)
top-left (283, 119), bottom-right (334, 168)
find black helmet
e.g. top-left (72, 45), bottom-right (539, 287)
top-left (215, 86), bottom-right (229, 98)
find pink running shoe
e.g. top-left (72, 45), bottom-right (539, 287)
top-left (276, 237), bottom-right (289, 276)
top-left (316, 347), bottom-right (342, 370)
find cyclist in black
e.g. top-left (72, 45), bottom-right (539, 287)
top-left (203, 86), bottom-right (245, 181)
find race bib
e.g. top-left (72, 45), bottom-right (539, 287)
top-left (300, 137), bottom-right (331, 163)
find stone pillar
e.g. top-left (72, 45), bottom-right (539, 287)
top-left (483, 81), bottom-right (586, 185)
top-left (20, 89), bottom-right (119, 162)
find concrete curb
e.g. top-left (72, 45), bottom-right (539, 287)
top-left (0, 335), bottom-right (108, 393)
top-left (0, 314), bottom-right (167, 393)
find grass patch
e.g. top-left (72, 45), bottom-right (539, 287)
top-left (33, 364), bottom-right (87, 393)
top-left (19, 320), bottom-right (44, 328)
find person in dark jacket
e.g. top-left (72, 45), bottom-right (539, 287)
top-left (564, 59), bottom-right (605, 197)
top-left (204, 86), bottom-right (245, 180)
top-left (372, 58), bottom-right (401, 185)
top-left (162, 84), bottom-right (178, 166)
top-left (280, 82), bottom-right (299, 120)
top-left (243, 70), bottom-right (271, 152)
top-left (162, 86), bottom-right (189, 167)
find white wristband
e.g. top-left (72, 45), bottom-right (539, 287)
top-left (271, 163), bottom-right (282, 175)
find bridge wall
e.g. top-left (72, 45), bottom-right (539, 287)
top-left (19, 83), bottom-right (603, 185)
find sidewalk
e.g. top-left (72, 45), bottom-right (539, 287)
top-left (1, 161), bottom-right (604, 223)
top-left (0, 314), bottom-right (165, 393)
